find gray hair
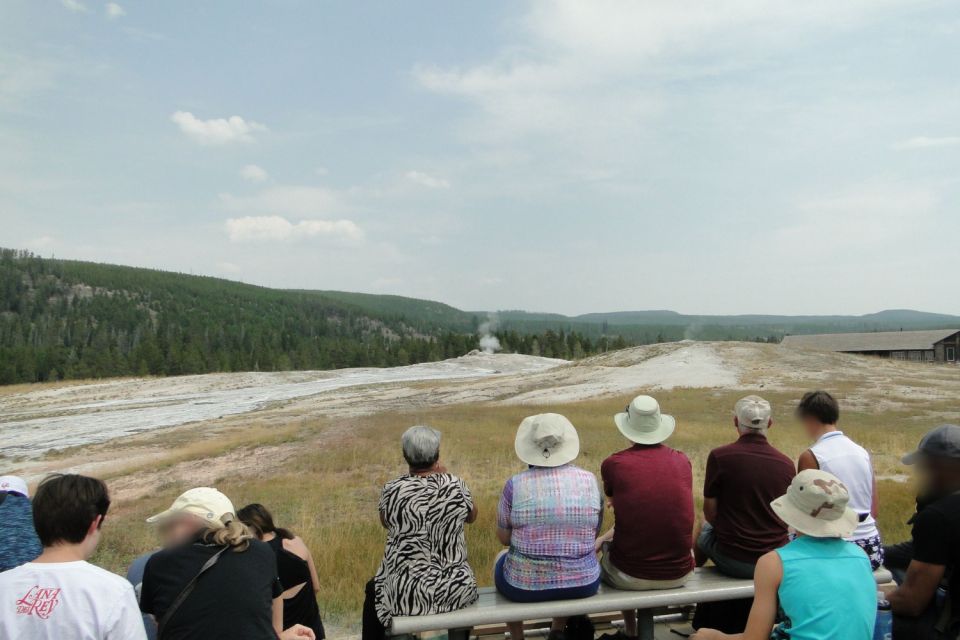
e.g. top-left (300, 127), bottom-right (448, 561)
top-left (401, 425), bottom-right (441, 469)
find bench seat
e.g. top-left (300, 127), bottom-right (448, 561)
top-left (390, 566), bottom-right (895, 638)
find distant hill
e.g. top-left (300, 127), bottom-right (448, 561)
top-left (2, 248), bottom-right (957, 385)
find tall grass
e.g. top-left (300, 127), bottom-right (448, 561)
top-left (93, 389), bottom-right (932, 629)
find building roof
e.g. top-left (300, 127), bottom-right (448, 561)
top-left (781, 329), bottom-right (960, 353)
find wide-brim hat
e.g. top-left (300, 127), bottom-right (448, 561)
top-left (614, 395), bottom-right (676, 445)
top-left (770, 469), bottom-right (859, 538)
top-left (515, 413), bottom-right (580, 468)
top-left (147, 487), bottom-right (236, 529)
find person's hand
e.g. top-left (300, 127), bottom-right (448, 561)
top-left (280, 624), bottom-right (316, 639)
top-left (690, 628), bottom-right (723, 639)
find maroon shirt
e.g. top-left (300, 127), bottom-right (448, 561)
top-left (704, 432), bottom-right (796, 563)
top-left (601, 444), bottom-right (695, 580)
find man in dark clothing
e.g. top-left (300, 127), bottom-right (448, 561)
top-left (0, 475), bottom-right (42, 573)
top-left (885, 424), bottom-right (960, 640)
top-left (695, 396), bottom-right (796, 579)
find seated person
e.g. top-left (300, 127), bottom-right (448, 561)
top-left (696, 396), bottom-right (796, 579)
top-left (496, 413), bottom-right (603, 640)
top-left (692, 469), bottom-right (877, 640)
top-left (796, 390), bottom-right (884, 569)
top-left (884, 424), bottom-right (960, 640)
top-left (597, 395), bottom-right (694, 639)
top-left (362, 426), bottom-right (478, 640)
top-left (0, 475), bottom-right (42, 573)
top-left (0, 474), bottom-right (146, 640)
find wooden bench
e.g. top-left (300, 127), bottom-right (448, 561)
top-left (390, 567), bottom-right (895, 640)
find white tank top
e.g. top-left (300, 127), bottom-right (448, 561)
top-left (810, 431), bottom-right (880, 541)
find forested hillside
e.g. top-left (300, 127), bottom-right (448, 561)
top-left (0, 250), bottom-right (623, 384)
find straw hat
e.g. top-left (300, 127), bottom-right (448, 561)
top-left (614, 395), bottom-right (676, 445)
top-left (515, 413), bottom-right (580, 467)
top-left (146, 487), bottom-right (236, 529)
top-left (770, 469), bottom-right (860, 538)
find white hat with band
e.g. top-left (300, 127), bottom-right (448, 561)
top-left (614, 395), bottom-right (676, 445)
top-left (515, 413), bottom-right (580, 468)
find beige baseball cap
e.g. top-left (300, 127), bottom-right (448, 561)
top-left (735, 395), bottom-right (772, 429)
top-left (146, 487), bottom-right (236, 528)
top-left (770, 469), bottom-right (859, 538)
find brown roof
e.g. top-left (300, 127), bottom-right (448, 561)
top-left (781, 329), bottom-right (960, 352)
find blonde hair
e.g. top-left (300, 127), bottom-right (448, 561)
top-left (201, 516), bottom-right (254, 552)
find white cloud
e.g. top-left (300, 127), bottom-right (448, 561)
top-left (170, 111), bottom-right (266, 145)
top-left (239, 164), bottom-right (268, 183)
top-left (219, 185), bottom-right (341, 217)
top-left (315, 166), bottom-right (330, 176)
top-left (105, 3), bottom-right (125, 19)
top-left (61, 0), bottom-right (88, 12)
top-left (405, 170), bottom-right (450, 189)
top-left (225, 215), bottom-right (364, 243)
top-left (892, 136), bottom-right (960, 150)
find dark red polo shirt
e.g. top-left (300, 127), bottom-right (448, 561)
top-left (601, 444), bottom-right (695, 580)
top-left (704, 432), bottom-right (796, 562)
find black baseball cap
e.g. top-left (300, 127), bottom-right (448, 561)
top-left (902, 424), bottom-right (960, 465)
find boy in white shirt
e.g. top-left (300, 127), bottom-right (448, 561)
top-left (0, 473), bottom-right (147, 640)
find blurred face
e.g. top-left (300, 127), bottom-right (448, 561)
top-left (799, 415), bottom-right (822, 439)
top-left (158, 514), bottom-right (205, 547)
top-left (914, 456), bottom-right (960, 502)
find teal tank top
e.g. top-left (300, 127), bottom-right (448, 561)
top-left (773, 536), bottom-right (876, 640)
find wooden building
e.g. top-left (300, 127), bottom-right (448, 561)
top-left (781, 329), bottom-right (960, 363)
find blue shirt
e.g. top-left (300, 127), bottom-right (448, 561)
top-left (126, 551), bottom-right (158, 640)
top-left (774, 536), bottom-right (875, 640)
top-left (0, 493), bottom-right (42, 573)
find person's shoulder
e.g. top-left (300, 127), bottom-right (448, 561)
top-left (919, 494), bottom-right (960, 524)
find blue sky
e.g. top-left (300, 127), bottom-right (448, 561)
top-left (2, 1), bottom-right (959, 315)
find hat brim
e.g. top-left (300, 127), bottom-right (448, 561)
top-left (614, 412), bottom-right (676, 445)
top-left (515, 425), bottom-right (580, 468)
top-left (145, 508), bottom-right (176, 524)
top-left (901, 450), bottom-right (921, 465)
top-left (770, 496), bottom-right (859, 538)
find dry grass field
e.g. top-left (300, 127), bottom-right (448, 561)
top-left (92, 390), bottom-right (932, 628)
top-left (5, 342), bottom-right (958, 635)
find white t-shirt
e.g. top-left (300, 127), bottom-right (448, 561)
top-left (0, 560), bottom-right (147, 640)
top-left (810, 430), bottom-right (880, 541)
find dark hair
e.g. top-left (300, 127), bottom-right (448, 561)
top-left (236, 503), bottom-right (294, 540)
top-left (796, 390), bottom-right (840, 425)
top-left (32, 474), bottom-right (110, 547)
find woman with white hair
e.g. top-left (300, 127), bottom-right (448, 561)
top-left (139, 487), bottom-right (315, 640)
top-left (362, 426), bottom-right (479, 640)
top-left (496, 413), bottom-right (603, 640)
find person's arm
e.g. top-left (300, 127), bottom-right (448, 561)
top-left (496, 478), bottom-right (513, 547)
top-left (460, 479), bottom-right (479, 524)
top-left (692, 552), bottom-right (782, 640)
top-left (273, 597), bottom-right (284, 636)
top-left (595, 526), bottom-right (615, 553)
top-left (279, 624), bottom-right (316, 639)
top-left (887, 560), bottom-right (945, 616)
top-left (797, 449), bottom-right (819, 472)
top-left (467, 503), bottom-right (479, 524)
top-left (703, 451), bottom-right (720, 525)
top-left (288, 537), bottom-right (322, 595)
top-left (870, 472), bottom-right (879, 519)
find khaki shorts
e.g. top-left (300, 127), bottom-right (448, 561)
top-left (600, 545), bottom-right (692, 591)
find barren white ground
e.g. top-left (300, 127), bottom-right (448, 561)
top-left (3, 341), bottom-right (959, 484)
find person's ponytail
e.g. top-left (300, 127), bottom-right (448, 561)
top-left (202, 517), bottom-right (254, 552)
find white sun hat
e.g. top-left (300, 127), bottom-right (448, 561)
top-left (146, 487), bottom-right (236, 529)
top-left (515, 413), bottom-right (580, 468)
top-left (614, 395), bottom-right (676, 445)
top-left (0, 475), bottom-right (29, 498)
top-left (770, 469), bottom-right (860, 538)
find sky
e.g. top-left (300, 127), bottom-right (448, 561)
top-left (2, 1), bottom-right (959, 316)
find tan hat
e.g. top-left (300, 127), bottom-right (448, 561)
top-left (147, 487), bottom-right (236, 528)
top-left (770, 469), bottom-right (860, 538)
top-left (735, 395), bottom-right (772, 430)
top-left (614, 395), bottom-right (676, 445)
top-left (515, 413), bottom-right (580, 467)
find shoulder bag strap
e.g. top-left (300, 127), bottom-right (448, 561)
top-left (157, 546), bottom-right (228, 639)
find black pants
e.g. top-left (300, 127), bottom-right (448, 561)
top-left (363, 578), bottom-right (387, 640)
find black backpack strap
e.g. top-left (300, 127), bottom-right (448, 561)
top-left (157, 546), bottom-right (228, 639)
